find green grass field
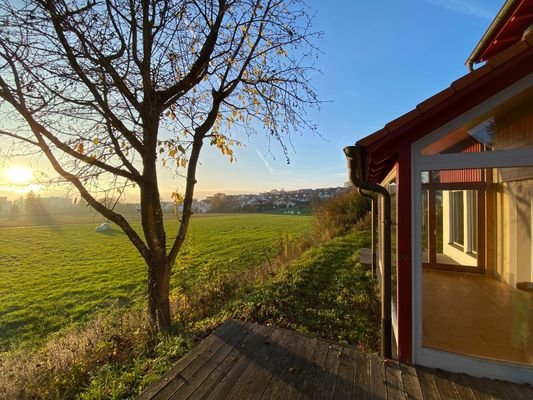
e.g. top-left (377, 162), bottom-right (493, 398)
top-left (0, 214), bottom-right (311, 350)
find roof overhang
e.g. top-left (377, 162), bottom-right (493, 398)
top-left (355, 39), bottom-right (533, 184)
top-left (467, 0), bottom-right (533, 68)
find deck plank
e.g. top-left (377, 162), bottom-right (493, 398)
top-left (231, 327), bottom-right (294, 399)
top-left (313, 343), bottom-right (342, 400)
top-left (432, 369), bottom-right (459, 399)
top-left (204, 324), bottom-right (272, 400)
top-left (384, 360), bottom-right (406, 400)
top-left (507, 383), bottom-right (533, 400)
top-left (223, 326), bottom-right (284, 400)
top-left (447, 373), bottom-right (477, 400)
top-left (486, 379), bottom-right (522, 400)
top-left (280, 335), bottom-right (320, 400)
top-left (369, 354), bottom-right (387, 400)
top-left (136, 320), bottom-right (533, 400)
top-left (295, 338), bottom-right (331, 400)
top-left (416, 367), bottom-right (441, 400)
top-left (183, 323), bottom-right (272, 400)
top-left (353, 351), bottom-right (371, 400)
top-left (464, 375), bottom-right (494, 400)
top-left (136, 320), bottom-right (241, 400)
top-left (167, 321), bottom-right (253, 400)
top-left (332, 346), bottom-right (356, 400)
top-left (259, 328), bottom-right (310, 399)
top-left (399, 363), bottom-right (423, 400)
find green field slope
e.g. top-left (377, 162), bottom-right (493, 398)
top-left (0, 214), bottom-right (311, 350)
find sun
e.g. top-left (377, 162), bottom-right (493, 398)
top-left (5, 166), bottom-right (34, 184)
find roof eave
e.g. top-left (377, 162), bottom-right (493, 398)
top-left (466, 0), bottom-right (521, 68)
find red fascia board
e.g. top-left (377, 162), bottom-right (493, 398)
top-left (479, 1), bottom-right (533, 61)
top-left (357, 43), bottom-right (533, 183)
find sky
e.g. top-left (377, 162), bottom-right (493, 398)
top-left (0, 0), bottom-right (505, 201)
top-left (190, 0), bottom-right (504, 199)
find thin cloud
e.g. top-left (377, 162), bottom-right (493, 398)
top-left (255, 148), bottom-right (275, 176)
top-left (0, 183), bottom-right (42, 194)
top-left (425, 0), bottom-right (493, 19)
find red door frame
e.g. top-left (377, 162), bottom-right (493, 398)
top-left (396, 146), bottom-right (413, 363)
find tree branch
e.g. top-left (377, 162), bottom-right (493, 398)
top-left (159, 0), bottom-right (226, 109)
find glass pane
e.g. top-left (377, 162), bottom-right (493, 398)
top-left (389, 181), bottom-right (397, 310)
top-left (451, 191), bottom-right (465, 247)
top-left (439, 189), bottom-right (477, 267)
top-left (435, 190), bottom-right (443, 255)
top-left (421, 189), bottom-right (429, 263)
top-left (421, 87), bottom-right (533, 155)
top-left (422, 167), bottom-right (533, 366)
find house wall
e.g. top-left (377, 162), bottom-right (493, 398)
top-left (493, 175), bottom-right (533, 287)
top-left (491, 96), bottom-right (533, 287)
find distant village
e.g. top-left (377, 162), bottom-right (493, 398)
top-left (0, 186), bottom-right (347, 217)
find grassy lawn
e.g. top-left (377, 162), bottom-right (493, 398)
top-left (0, 214), bottom-right (312, 350)
top-left (0, 215), bottom-right (377, 399)
top-left (230, 230), bottom-right (378, 350)
top-left (79, 230), bottom-right (377, 399)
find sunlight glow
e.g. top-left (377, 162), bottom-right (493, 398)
top-left (5, 166), bottom-right (34, 184)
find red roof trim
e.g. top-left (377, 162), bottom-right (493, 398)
top-left (467, 0), bottom-right (532, 66)
top-left (477, 0), bottom-right (532, 62)
top-left (356, 36), bottom-right (533, 183)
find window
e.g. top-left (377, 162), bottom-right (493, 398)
top-left (468, 192), bottom-right (478, 254)
top-left (450, 191), bottom-right (464, 247)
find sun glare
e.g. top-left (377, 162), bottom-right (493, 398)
top-left (5, 166), bottom-right (34, 184)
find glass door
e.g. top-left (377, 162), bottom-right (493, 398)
top-left (422, 182), bottom-right (485, 273)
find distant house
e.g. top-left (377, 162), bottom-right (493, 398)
top-left (346, 0), bottom-right (533, 384)
top-left (194, 199), bottom-right (211, 214)
top-left (160, 201), bottom-right (176, 212)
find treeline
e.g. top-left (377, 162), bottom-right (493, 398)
top-left (4, 192), bottom-right (141, 218)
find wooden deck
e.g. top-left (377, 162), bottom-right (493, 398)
top-left (137, 319), bottom-right (533, 400)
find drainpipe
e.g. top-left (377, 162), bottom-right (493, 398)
top-left (358, 188), bottom-right (378, 278)
top-left (344, 145), bottom-right (392, 359)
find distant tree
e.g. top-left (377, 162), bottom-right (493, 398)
top-left (9, 202), bottom-right (20, 218)
top-left (0, 0), bottom-right (319, 331)
top-left (209, 193), bottom-right (237, 212)
top-left (25, 191), bottom-right (45, 216)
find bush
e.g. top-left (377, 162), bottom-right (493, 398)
top-left (0, 304), bottom-right (192, 400)
top-left (312, 189), bottom-right (371, 239)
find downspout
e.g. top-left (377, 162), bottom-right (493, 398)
top-left (358, 188), bottom-right (378, 278)
top-left (344, 145), bottom-right (392, 359)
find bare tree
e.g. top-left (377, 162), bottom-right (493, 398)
top-left (0, 0), bottom-right (319, 331)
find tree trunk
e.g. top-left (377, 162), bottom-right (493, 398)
top-left (140, 110), bottom-right (172, 331)
top-left (147, 258), bottom-right (171, 331)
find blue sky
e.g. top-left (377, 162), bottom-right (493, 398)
top-left (188, 0), bottom-right (504, 199)
top-left (0, 0), bottom-right (504, 201)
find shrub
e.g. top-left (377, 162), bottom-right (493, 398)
top-left (0, 304), bottom-right (192, 400)
top-left (312, 189), bottom-right (371, 239)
